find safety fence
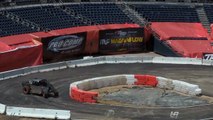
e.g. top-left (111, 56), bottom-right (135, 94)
top-left (69, 74), bottom-right (201, 103)
top-left (0, 56), bottom-right (212, 119)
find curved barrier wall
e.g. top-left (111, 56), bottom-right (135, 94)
top-left (69, 74), bottom-right (201, 103)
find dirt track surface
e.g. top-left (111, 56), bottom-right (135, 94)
top-left (93, 85), bottom-right (211, 108)
top-left (0, 63), bottom-right (213, 120)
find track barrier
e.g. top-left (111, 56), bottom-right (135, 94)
top-left (0, 103), bottom-right (6, 114)
top-left (0, 56), bottom-right (209, 119)
top-left (70, 74), bottom-right (201, 103)
top-left (134, 74), bottom-right (158, 87)
top-left (6, 106), bottom-right (71, 120)
top-left (0, 56), bottom-right (212, 81)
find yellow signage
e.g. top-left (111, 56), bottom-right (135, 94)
top-left (111, 37), bottom-right (143, 44)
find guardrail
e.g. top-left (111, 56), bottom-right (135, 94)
top-left (0, 56), bottom-right (212, 119)
top-left (0, 56), bottom-right (212, 81)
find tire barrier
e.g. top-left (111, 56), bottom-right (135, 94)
top-left (69, 74), bottom-right (202, 103)
top-left (6, 106), bottom-right (71, 120)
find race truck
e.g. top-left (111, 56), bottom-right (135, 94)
top-left (22, 78), bottom-right (59, 98)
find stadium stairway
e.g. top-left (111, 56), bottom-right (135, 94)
top-left (196, 5), bottom-right (211, 33)
top-left (116, 2), bottom-right (148, 26)
top-left (51, 0), bottom-right (93, 26)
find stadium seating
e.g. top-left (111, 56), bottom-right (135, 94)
top-left (130, 4), bottom-right (200, 22)
top-left (0, 14), bottom-right (36, 37)
top-left (0, 3), bottom-right (134, 37)
top-left (203, 5), bottom-right (213, 24)
top-left (8, 6), bottom-right (86, 30)
top-left (0, 3), bottom-right (204, 37)
top-left (65, 3), bottom-right (133, 25)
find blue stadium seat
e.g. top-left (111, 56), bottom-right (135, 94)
top-left (130, 4), bottom-right (200, 22)
top-left (0, 14), bottom-right (36, 37)
top-left (65, 3), bottom-right (133, 25)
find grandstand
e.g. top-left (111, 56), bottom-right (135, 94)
top-left (0, 2), bottom-right (213, 37)
top-left (0, 0), bottom-right (213, 71)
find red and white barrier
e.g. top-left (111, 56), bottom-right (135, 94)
top-left (69, 74), bottom-right (201, 103)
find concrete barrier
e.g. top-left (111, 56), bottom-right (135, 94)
top-left (142, 56), bottom-right (154, 63)
top-left (6, 106), bottom-right (71, 120)
top-left (0, 56), bottom-right (208, 119)
top-left (70, 75), bottom-right (130, 103)
top-left (1, 56), bottom-right (211, 81)
top-left (0, 103), bottom-right (6, 114)
top-left (70, 74), bottom-right (160, 103)
top-left (106, 56), bottom-right (143, 63)
top-left (66, 58), bottom-right (99, 68)
top-left (0, 68), bottom-right (24, 80)
top-left (0, 73), bottom-right (4, 81)
top-left (152, 57), bottom-right (202, 65)
top-left (156, 77), bottom-right (174, 90)
top-left (125, 74), bottom-right (137, 85)
top-left (172, 80), bottom-right (201, 95)
top-left (38, 62), bottom-right (67, 72)
top-left (202, 59), bottom-right (213, 66)
top-left (70, 74), bottom-right (202, 103)
top-left (105, 56), bottom-right (117, 64)
top-left (134, 74), bottom-right (158, 87)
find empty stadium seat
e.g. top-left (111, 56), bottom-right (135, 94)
top-left (130, 4), bottom-right (200, 22)
top-left (65, 3), bottom-right (133, 25)
top-left (0, 14), bottom-right (36, 37)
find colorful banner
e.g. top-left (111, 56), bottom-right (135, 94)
top-left (41, 32), bottom-right (86, 61)
top-left (99, 28), bottom-right (144, 53)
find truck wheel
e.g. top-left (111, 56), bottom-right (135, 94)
top-left (23, 86), bottom-right (30, 94)
top-left (42, 92), bottom-right (48, 98)
top-left (54, 92), bottom-right (59, 97)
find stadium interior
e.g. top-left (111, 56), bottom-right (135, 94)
top-left (0, 1), bottom-right (213, 120)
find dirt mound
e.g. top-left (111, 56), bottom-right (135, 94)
top-left (91, 85), bottom-right (212, 108)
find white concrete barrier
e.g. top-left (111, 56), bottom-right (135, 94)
top-left (202, 59), bottom-right (213, 66)
top-left (172, 80), bottom-right (201, 95)
top-left (38, 62), bottom-right (67, 72)
top-left (125, 74), bottom-right (137, 85)
top-left (0, 68), bottom-right (24, 80)
top-left (156, 77), bottom-right (174, 90)
top-left (72, 74), bottom-right (202, 96)
top-left (76, 75), bottom-right (127, 90)
top-left (152, 57), bottom-right (202, 65)
top-left (156, 77), bottom-right (202, 95)
top-left (142, 57), bottom-right (154, 63)
top-left (1, 56), bottom-right (211, 81)
top-left (0, 103), bottom-right (6, 114)
top-left (6, 106), bottom-right (71, 120)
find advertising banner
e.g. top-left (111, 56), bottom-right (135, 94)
top-left (203, 53), bottom-right (213, 61)
top-left (99, 28), bottom-right (144, 53)
top-left (41, 32), bottom-right (86, 61)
